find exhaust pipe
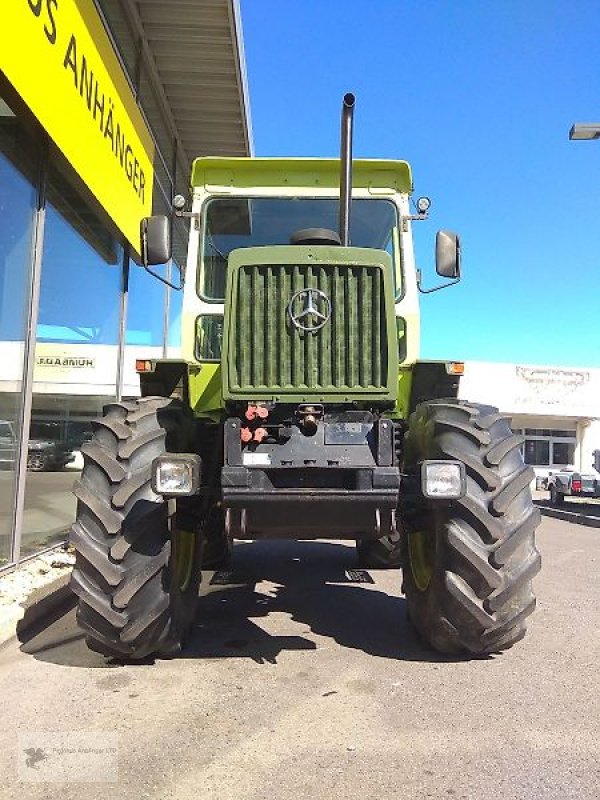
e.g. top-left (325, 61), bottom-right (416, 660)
top-left (339, 92), bottom-right (355, 247)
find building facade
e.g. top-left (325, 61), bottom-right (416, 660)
top-left (459, 361), bottom-right (600, 482)
top-left (0, 0), bottom-right (251, 569)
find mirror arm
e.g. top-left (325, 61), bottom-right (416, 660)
top-left (174, 209), bottom-right (201, 229)
top-left (142, 263), bottom-right (184, 291)
top-left (416, 270), bottom-right (461, 294)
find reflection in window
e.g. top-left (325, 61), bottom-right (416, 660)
top-left (24, 155), bottom-right (121, 557)
top-left (21, 394), bottom-right (112, 559)
top-left (37, 165), bottom-right (122, 345)
top-left (168, 279), bottom-right (183, 353)
top-left (126, 261), bottom-right (166, 346)
top-left (0, 91), bottom-right (39, 565)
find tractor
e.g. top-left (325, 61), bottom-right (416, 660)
top-left (70, 94), bottom-right (541, 659)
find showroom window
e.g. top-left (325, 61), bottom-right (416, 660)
top-left (22, 153), bottom-right (123, 559)
top-left (0, 88), bottom-right (41, 567)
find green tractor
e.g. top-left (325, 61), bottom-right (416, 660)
top-left (70, 95), bottom-right (541, 659)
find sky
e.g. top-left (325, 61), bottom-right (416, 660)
top-left (240, 0), bottom-right (600, 368)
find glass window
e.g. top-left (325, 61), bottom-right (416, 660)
top-left (195, 315), bottom-right (223, 361)
top-left (167, 270), bottom-right (183, 356)
top-left (0, 90), bottom-right (40, 566)
top-left (199, 197), bottom-right (399, 302)
top-left (22, 155), bottom-right (122, 558)
top-left (126, 178), bottom-right (169, 349)
top-left (37, 176), bottom-right (121, 345)
top-left (524, 440), bottom-right (550, 466)
top-left (552, 442), bottom-right (575, 466)
top-left (525, 428), bottom-right (574, 438)
top-left (126, 260), bottom-right (166, 346)
top-left (20, 394), bottom-right (112, 559)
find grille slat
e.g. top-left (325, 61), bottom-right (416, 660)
top-left (230, 263), bottom-right (387, 393)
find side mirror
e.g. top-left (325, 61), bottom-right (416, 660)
top-left (435, 230), bottom-right (461, 279)
top-left (140, 215), bottom-right (171, 266)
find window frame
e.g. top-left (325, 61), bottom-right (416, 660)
top-left (196, 194), bottom-right (403, 304)
top-left (516, 428), bottom-right (577, 468)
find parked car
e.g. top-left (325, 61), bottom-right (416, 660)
top-left (0, 419), bottom-right (75, 472)
top-left (547, 465), bottom-right (600, 505)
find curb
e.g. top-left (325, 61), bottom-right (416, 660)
top-left (536, 503), bottom-right (600, 528)
top-left (0, 574), bottom-right (75, 650)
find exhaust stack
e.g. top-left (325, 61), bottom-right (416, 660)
top-left (339, 92), bottom-right (355, 247)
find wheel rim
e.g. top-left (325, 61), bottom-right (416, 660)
top-left (408, 530), bottom-right (435, 591)
top-left (28, 453), bottom-right (44, 470)
top-left (173, 529), bottom-right (196, 593)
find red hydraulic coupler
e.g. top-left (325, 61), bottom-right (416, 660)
top-left (253, 427), bottom-right (268, 443)
top-left (245, 403), bottom-right (269, 421)
top-left (240, 426), bottom-right (253, 443)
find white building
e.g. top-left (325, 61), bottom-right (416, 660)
top-left (459, 361), bottom-right (600, 480)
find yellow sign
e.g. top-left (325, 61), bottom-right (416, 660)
top-left (0, 0), bottom-right (154, 249)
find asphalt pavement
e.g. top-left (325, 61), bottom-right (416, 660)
top-left (0, 516), bottom-right (599, 799)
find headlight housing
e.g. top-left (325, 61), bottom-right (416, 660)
top-left (151, 454), bottom-right (202, 497)
top-left (420, 460), bottom-right (466, 499)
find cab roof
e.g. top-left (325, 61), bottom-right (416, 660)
top-left (190, 157), bottom-right (412, 194)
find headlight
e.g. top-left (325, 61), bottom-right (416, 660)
top-left (420, 460), bottom-right (466, 499)
top-left (151, 454), bottom-right (202, 497)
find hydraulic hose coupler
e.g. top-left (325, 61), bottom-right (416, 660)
top-left (302, 414), bottom-right (318, 434)
top-left (296, 404), bottom-right (323, 435)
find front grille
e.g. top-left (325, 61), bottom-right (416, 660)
top-left (228, 263), bottom-right (388, 394)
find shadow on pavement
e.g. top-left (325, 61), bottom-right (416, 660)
top-left (19, 539), bottom-right (462, 668)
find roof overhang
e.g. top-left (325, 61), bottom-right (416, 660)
top-left (122, 0), bottom-right (253, 178)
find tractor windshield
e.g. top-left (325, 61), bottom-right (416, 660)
top-left (199, 196), bottom-right (399, 301)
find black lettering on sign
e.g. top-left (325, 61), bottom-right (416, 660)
top-left (63, 33), bottom-right (78, 87)
top-left (60, 21), bottom-right (148, 203)
top-left (27, 0), bottom-right (58, 46)
top-left (27, 0), bottom-right (43, 16)
top-left (80, 54), bottom-right (94, 109)
top-left (44, 0), bottom-right (58, 45)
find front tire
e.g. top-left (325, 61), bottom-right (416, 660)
top-left (69, 397), bottom-right (202, 660)
top-left (402, 400), bottom-right (541, 656)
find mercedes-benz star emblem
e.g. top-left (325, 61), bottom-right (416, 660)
top-left (288, 288), bottom-right (331, 333)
